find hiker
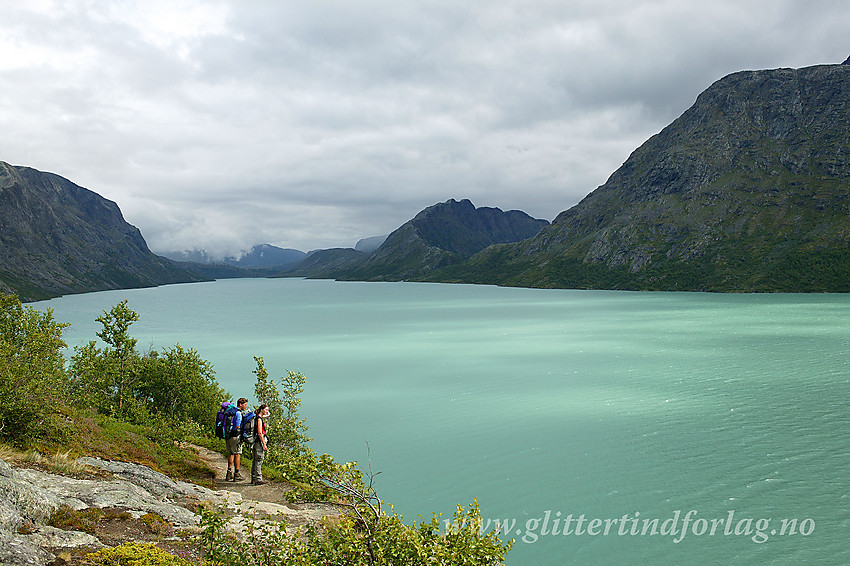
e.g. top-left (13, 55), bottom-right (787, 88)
top-left (251, 404), bottom-right (270, 485)
top-left (226, 398), bottom-right (249, 482)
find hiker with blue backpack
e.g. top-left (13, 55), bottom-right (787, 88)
top-left (216, 398), bottom-right (249, 482)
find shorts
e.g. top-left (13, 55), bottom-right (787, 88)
top-left (226, 436), bottom-right (243, 455)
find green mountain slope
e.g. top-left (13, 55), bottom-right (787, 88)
top-left (435, 62), bottom-right (850, 292)
top-left (0, 162), bottom-right (208, 301)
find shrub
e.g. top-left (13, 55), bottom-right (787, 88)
top-left (198, 499), bottom-right (512, 566)
top-left (140, 513), bottom-right (174, 537)
top-left (86, 542), bottom-right (193, 566)
top-left (48, 504), bottom-right (104, 534)
top-left (67, 301), bottom-right (226, 433)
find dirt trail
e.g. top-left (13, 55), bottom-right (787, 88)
top-left (186, 443), bottom-right (338, 517)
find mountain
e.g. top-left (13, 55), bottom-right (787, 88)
top-left (435, 61), bottom-right (850, 292)
top-left (0, 162), bottom-right (208, 301)
top-left (287, 198), bottom-right (549, 280)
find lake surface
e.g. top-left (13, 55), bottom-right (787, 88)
top-left (37, 279), bottom-right (850, 565)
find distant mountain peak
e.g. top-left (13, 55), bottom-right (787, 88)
top-left (284, 198), bottom-right (549, 281)
top-left (406, 198), bottom-right (549, 259)
top-left (224, 244), bottom-right (305, 268)
top-left (843, 54), bottom-right (850, 65)
top-left (163, 244), bottom-right (306, 269)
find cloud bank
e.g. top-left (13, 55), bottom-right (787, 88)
top-left (1, 0), bottom-right (847, 256)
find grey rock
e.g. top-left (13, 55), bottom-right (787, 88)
top-left (0, 454), bottom-right (337, 566)
top-left (0, 458), bottom-right (13, 479)
top-left (14, 468), bottom-right (198, 528)
top-left (0, 467), bottom-right (62, 531)
top-left (0, 530), bottom-right (53, 566)
top-left (77, 457), bottom-right (183, 499)
top-left (23, 525), bottom-right (105, 550)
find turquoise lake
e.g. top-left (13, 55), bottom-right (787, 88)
top-left (36, 278), bottom-right (850, 565)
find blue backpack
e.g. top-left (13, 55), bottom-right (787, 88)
top-left (215, 402), bottom-right (238, 439)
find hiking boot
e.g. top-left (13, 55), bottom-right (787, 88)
top-left (251, 479), bottom-right (266, 486)
top-left (233, 470), bottom-right (244, 482)
top-left (225, 468), bottom-right (233, 482)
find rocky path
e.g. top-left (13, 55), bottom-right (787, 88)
top-left (188, 443), bottom-right (293, 504)
top-left (186, 443), bottom-right (339, 525)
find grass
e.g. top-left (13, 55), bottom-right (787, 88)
top-left (23, 450), bottom-right (89, 476)
top-left (10, 404), bottom-right (217, 487)
top-left (0, 441), bottom-right (22, 462)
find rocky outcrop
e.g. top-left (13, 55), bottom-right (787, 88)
top-left (439, 62), bottom-right (850, 291)
top-left (0, 456), bottom-right (335, 566)
top-left (0, 162), bottom-right (208, 301)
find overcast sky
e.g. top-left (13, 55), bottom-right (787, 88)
top-left (1, 1), bottom-right (847, 256)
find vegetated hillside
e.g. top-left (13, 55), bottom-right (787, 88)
top-left (287, 198), bottom-right (549, 281)
top-left (436, 61), bottom-right (850, 292)
top-left (0, 162), bottom-right (208, 301)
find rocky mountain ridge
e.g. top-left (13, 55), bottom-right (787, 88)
top-left (0, 162), bottom-right (207, 301)
top-left (434, 61), bottom-right (850, 291)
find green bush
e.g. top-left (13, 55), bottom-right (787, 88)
top-left (68, 301), bottom-right (226, 433)
top-left (198, 499), bottom-right (512, 566)
top-left (0, 293), bottom-right (69, 444)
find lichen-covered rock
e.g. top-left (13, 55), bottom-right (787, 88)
top-left (14, 468), bottom-right (198, 528)
top-left (0, 530), bottom-right (53, 566)
top-left (23, 525), bottom-right (105, 551)
top-left (0, 466), bottom-right (63, 531)
top-left (0, 454), bottom-right (336, 566)
top-left (77, 457), bottom-right (184, 499)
